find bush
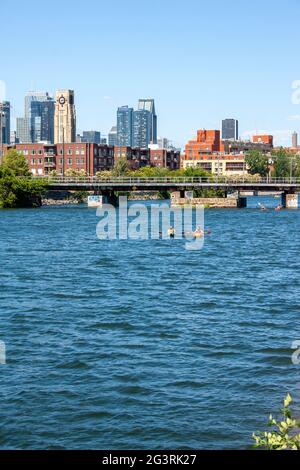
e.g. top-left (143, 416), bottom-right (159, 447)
top-left (0, 150), bottom-right (48, 208)
top-left (253, 394), bottom-right (300, 450)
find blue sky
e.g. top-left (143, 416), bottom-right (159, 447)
top-left (1, 0), bottom-right (300, 147)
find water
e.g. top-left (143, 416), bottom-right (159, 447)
top-left (0, 198), bottom-right (299, 450)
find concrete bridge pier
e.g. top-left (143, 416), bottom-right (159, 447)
top-left (237, 196), bottom-right (247, 208)
top-left (282, 192), bottom-right (299, 209)
top-left (93, 189), bottom-right (118, 206)
top-left (104, 190), bottom-right (119, 206)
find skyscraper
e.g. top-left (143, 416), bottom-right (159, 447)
top-left (222, 119), bottom-right (239, 141)
top-left (16, 117), bottom-right (31, 144)
top-left (108, 126), bottom-right (118, 146)
top-left (117, 106), bottom-right (133, 146)
top-left (54, 90), bottom-right (76, 143)
top-left (138, 99), bottom-right (157, 144)
top-left (24, 92), bottom-right (55, 143)
top-left (292, 131), bottom-right (298, 148)
top-left (0, 101), bottom-right (10, 145)
top-left (133, 109), bottom-right (151, 148)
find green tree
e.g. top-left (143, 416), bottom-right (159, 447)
top-left (1, 149), bottom-right (31, 177)
top-left (253, 394), bottom-right (300, 450)
top-left (295, 156), bottom-right (300, 177)
top-left (0, 150), bottom-right (47, 208)
top-left (272, 148), bottom-right (297, 178)
top-left (245, 150), bottom-right (269, 177)
top-left (272, 148), bottom-right (294, 178)
top-left (131, 166), bottom-right (169, 177)
top-left (112, 157), bottom-right (129, 177)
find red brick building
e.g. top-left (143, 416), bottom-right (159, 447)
top-left (114, 147), bottom-right (150, 170)
top-left (252, 135), bottom-right (273, 146)
top-left (185, 130), bottom-right (221, 159)
top-left (4, 143), bottom-right (114, 176)
top-left (149, 148), bottom-right (180, 170)
top-left (114, 146), bottom-right (180, 170)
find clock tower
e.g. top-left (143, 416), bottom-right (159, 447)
top-left (54, 90), bottom-right (76, 144)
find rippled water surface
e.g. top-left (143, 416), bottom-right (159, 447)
top-left (0, 200), bottom-right (299, 449)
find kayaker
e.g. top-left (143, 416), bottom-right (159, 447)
top-left (167, 227), bottom-right (175, 237)
top-left (193, 226), bottom-right (204, 237)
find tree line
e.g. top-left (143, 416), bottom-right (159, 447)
top-left (0, 150), bottom-right (47, 208)
top-left (245, 148), bottom-right (300, 178)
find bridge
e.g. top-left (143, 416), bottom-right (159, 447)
top-left (38, 176), bottom-right (300, 191)
top-left (38, 176), bottom-right (300, 208)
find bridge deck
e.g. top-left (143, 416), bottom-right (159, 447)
top-left (36, 176), bottom-right (300, 192)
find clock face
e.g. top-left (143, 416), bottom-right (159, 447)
top-left (59, 96), bottom-right (66, 106)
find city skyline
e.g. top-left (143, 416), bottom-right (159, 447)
top-left (2, 88), bottom-right (300, 150)
top-left (1, 0), bottom-right (300, 147)
top-left (3, 83), bottom-right (300, 148)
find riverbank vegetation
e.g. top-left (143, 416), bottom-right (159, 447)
top-left (0, 150), bottom-right (48, 208)
top-left (253, 394), bottom-right (300, 450)
top-left (96, 158), bottom-right (211, 179)
top-left (246, 148), bottom-right (300, 178)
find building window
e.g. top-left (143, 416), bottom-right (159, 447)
top-left (68, 158), bottom-right (72, 165)
top-left (32, 150), bottom-right (36, 155)
top-left (38, 150), bottom-right (43, 155)
top-left (68, 149), bottom-right (72, 155)
top-left (38, 158), bottom-right (42, 164)
top-left (31, 159), bottom-right (36, 164)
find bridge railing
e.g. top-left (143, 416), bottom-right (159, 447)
top-left (33, 176), bottom-right (300, 185)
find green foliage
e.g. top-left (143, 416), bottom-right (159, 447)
top-left (182, 166), bottom-right (210, 178)
top-left (95, 170), bottom-right (113, 179)
top-left (130, 166), bottom-right (170, 177)
top-left (253, 394), bottom-right (300, 450)
top-left (245, 150), bottom-right (269, 177)
top-left (0, 150), bottom-right (47, 208)
top-left (271, 149), bottom-right (299, 178)
top-left (1, 149), bottom-right (31, 177)
top-left (193, 188), bottom-right (226, 198)
top-left (64, 168), bottom-right (87, 178)
top-left (68, 190), bottom-right (89, 203)
top-left (128, 165), bottom-right (210, 178)
top-left (112, 158), bottom-right (129, 177)
top-left (157, 190), bottom-right (171, 199)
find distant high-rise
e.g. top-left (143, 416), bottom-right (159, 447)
top-left (133, 109), bottom-right (151, 148)
top-left (16, 117), bottom-right (31, 144)
top-left (292, 131), bottom-right (298, 148)
top-left (81, 131), bottom-right (101, 144)
top-left (222, 119), bottom-right (239, 141)
top-left (23, 92), bottom-right (55, 143)
top-left (108, 126), bottom-right (118, 146)
top-left (157, 137), bottom-right (175, 150)
top-left (54, 90), bottom-right (76, 143)
top-left (10, 131), bottom-right (19, 145)
top-left (117, 106), bottom-right (133, 146)
top-left (0, 101), bottom-right (10, 145)
top-left (138, 99), bottom-right (157, 144)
